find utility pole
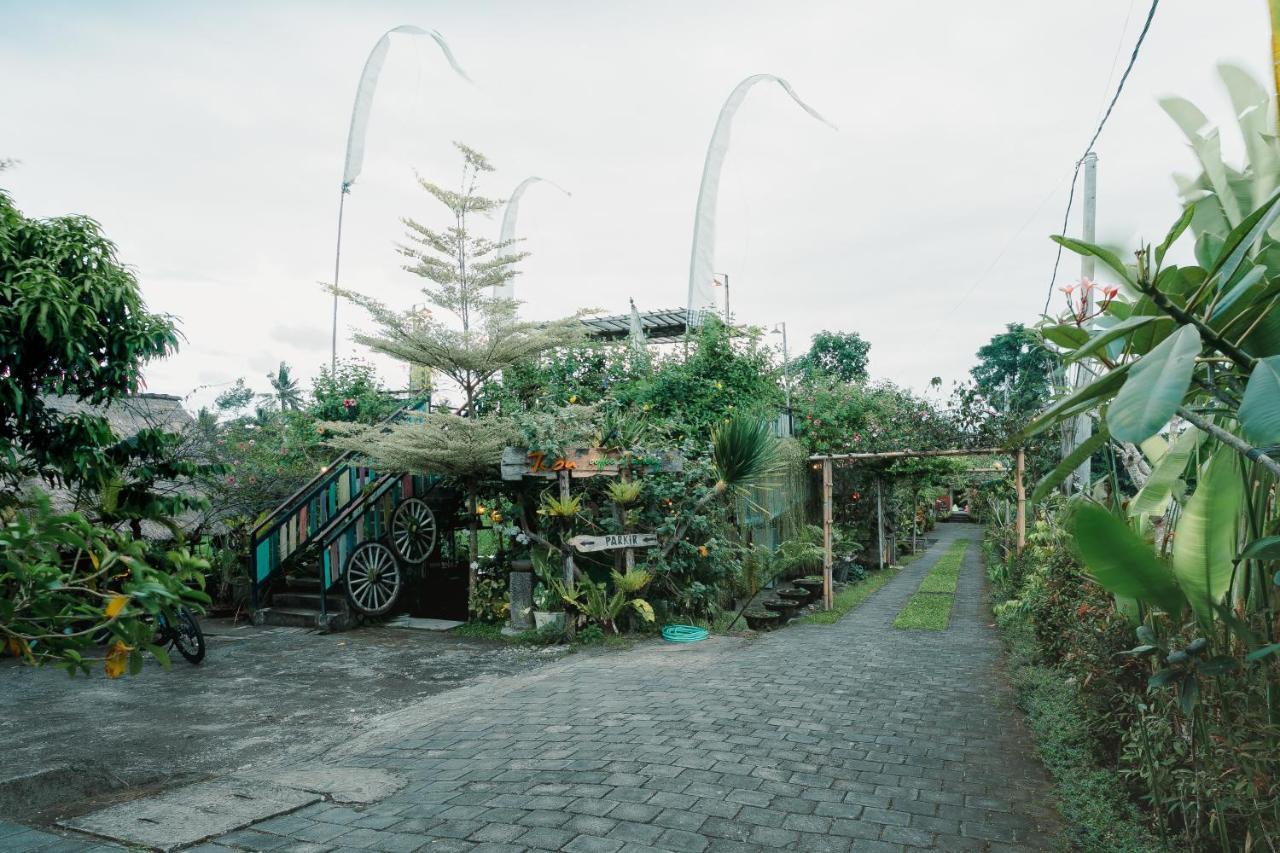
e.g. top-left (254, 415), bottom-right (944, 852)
top-left (772, 322), bottom-right (792, 434)
top-left (1067, 152), bottom-right (1098, 492)
top-left (713, 273), bottom-right (730, 323)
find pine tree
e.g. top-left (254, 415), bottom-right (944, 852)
top-left (327, 143), bottom-right (584, 608)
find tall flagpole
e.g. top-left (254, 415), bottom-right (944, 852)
top-left (331, 187), bottom-right (348, 371)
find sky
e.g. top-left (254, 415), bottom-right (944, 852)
top-left (1, 1), bottom-right (1273, 411)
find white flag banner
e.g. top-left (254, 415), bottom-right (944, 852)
top-left (686, 75), bottom-right (836, 323)
top-left (495, 176), bottom-right (572, 302)
top-left (342, 26), bottom-right (471, 190)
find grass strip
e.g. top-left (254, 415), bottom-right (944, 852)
top-left (893, 539), bottom-right (969, 630)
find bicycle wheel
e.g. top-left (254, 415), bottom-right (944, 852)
top-left (170, 606), bottom-right (206, 665)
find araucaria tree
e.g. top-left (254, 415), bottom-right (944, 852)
top-left (325, 143), bottom-right (584, 607)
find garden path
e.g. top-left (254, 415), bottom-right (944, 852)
top-left (9, 523), bottom-right (1062, 852)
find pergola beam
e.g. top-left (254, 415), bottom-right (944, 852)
top-left (812, 445), bottom-right (1026, 598)
top-left (809, 447), bottom-right (1008, 462)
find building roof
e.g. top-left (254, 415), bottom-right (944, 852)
top-left (25, 394), bottom-right (215, 540)
top-left (581, 308), bottom-right (691, 344)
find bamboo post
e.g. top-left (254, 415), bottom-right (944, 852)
top-left (1015, 447), bottom-right (1026, 555)
top-left (875, 478), bottom-right (885, 570)
top-left (558, 468), bottom-right (576, 639)
top-left (822, 458), bottom-right (833, 610)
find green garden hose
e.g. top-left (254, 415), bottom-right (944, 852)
top-left (661, 624), bottom-right (709, 643)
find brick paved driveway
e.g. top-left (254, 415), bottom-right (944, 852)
top-left (10, 523), bottom-right (1061, 851)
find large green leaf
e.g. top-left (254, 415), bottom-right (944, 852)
top-left (1172, 449), bottom-right (1243, 626)
top-left (1106, 325), bottom-right (1201, 443)
top-left (1156, 205), bottom-right (1195, 266)
top-left (1160, 96), bottom-right (1241, 227)
top-left (1021, 362), bottom-right (1132, 439)
top-left (1065, 316), bottom-right (1171, 364)
top-left (1239, 356), bottom-right (1280, 446)
top-left (1032, 424), bottom-right (1109, 502)
top-left (1041, 324), bottom-right (1090, 350)
top-left (1129, 426), bottom-right (1201, 518)
top-left (1050, 236), bottom-right (1136, 287)
top-left (1203, 186), bottom-right (1280, 294)
top-left (1240, 535), bottom-right (1280, 562)
top-left (1072, 502), bottom-right (1186, 616)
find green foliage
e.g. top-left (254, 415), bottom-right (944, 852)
top-left (0, 188), bottom-right (180, 490)
top-left (997, 610), bottom-right (1160, 853)
top-left (795, 330), bottom-right (870, 383)
top-left (309, 358), bottom-right (400, 424)
top-left (264, 362), bottom-right (303, 412)
top-left (794, 379), bottom-right (957, 457)
top-left (1106, 325), bottom-right (1201, 443)
top-left (552, 569), bottom-right (655, 634)
top-left (0, 493), bottom-right (210, 677)
top-left (468, 571), bottom-right (509, 623)
top-left (1071, 502), bottom-right (1186, 618)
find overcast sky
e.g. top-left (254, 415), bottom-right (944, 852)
top-left (2, 1), bottom-right (1272, 410)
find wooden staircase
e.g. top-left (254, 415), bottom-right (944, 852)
top-left (252, 572), bottom-right (353, 631)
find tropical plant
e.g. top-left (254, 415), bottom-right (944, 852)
top-left (606, 479), bottom-right (643, 506)
top-left (1, 493), bottom-right (210, 677)
top-left (264, 362), bottom-right (303, 412)
top-left (656, 415), bottom-right (784, 559)
top-left (551, 568), bottom-right (655, 634)
top-left (795, 329), bottom-right (871, 383)
top-left (0, 188), bottom-right (179, 492)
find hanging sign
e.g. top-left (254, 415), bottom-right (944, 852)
top-left (500, 447), bottom-right (683, 481)
top-left (568, 533), bottom-right (659, 553)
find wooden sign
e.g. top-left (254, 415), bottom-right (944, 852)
top-left (568, 533), bottom-right (659, 553)
top-left (501, 447), bottom-right (683, 481)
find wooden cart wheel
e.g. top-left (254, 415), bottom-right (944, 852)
top-left (344, 541), bottom-right (401, 616)
top-left (389, 497), bottom-right (437, 565)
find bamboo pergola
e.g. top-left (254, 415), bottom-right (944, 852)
top-left (808, 447), bottom-right (1026, 610)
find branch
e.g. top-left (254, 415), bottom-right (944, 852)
top-left (1176, 406), bottom-right (1280, 478)
top-left (1139, 280), bottom-right (1257, 372)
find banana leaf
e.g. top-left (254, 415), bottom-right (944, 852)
top-left (1239, 356), bottom-right (1280, 446)
top-left (1073, 501), bottom-right (1186, 617)
top-left (1106, 325), bottom-right (1201, 443)
top-left (1172, 448), bottom-right (1243, 626)
top-left (1129, 426), bottom-right (1202, 518)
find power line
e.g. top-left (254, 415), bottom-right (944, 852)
top-left (1043, 0), bottom-right (1160, 314)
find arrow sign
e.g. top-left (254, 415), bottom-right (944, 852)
top-left (568, 533), bottom-right (659, 553)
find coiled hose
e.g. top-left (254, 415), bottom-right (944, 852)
top-left (661, 624), bottom-right (709, 644)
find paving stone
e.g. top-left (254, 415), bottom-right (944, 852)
top-left (196, 525), bottom-right (1060, 853)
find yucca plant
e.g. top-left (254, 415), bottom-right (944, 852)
top-left (657, 415), bottom-right (784, 559)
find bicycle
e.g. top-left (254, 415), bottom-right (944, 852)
top-left (155, 605), bottom-right (206, 665)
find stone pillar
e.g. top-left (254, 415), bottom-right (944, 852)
top-left (507, 565), bottom-right (534, 632)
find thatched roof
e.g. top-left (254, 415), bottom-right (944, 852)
top-left (24, 394), bottom-right (216, 540)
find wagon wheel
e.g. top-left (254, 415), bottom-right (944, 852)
top-left (344, 541), bottom-right (402, 616)
top-left (389, 498), bottom-right (437, 565)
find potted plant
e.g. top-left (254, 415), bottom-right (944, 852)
top-left (794, 575), bottom-right (824, 597)
top-left (743, 608), bottom-right (780, 631)
top-left (532, 583), bottom-right (564, 632)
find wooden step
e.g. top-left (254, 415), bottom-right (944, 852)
top-left (271, 591), bottom-right (348, 611)
top-left (252, 606), bottom-right (352, 632)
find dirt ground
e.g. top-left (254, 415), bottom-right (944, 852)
top-left (0, 618), bottom-right (566, 826)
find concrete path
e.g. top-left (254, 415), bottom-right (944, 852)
top-left (9, 524), bottom-right (1061, 851)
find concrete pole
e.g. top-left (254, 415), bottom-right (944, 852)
top-left (1068, 153), bottom-right (1098, 493)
